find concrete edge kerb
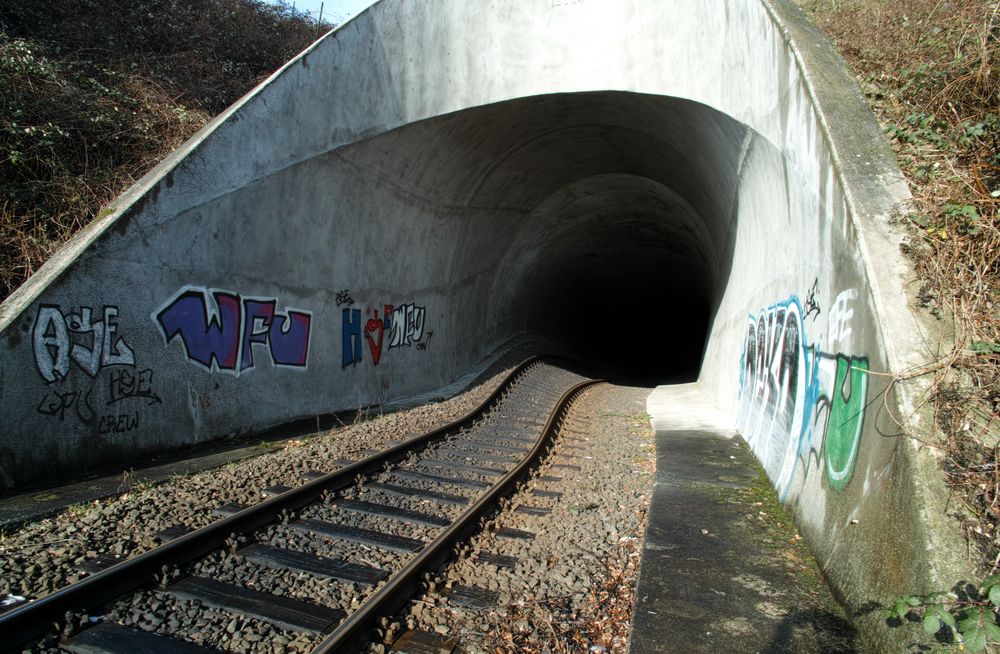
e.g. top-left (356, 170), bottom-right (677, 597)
top-left (762, 0), bottom-right (969, 596)
top-left (760, 0), bottom-right (914, 355)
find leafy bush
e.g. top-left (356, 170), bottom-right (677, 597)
top-left (887, 578), bottom-right (1000, 652)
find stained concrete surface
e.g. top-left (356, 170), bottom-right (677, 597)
top-left (629, 428), bottom-right (858, 654)
top-left (0, 345), bottom-right (512, 529)
top-left (636, 385), bottom-right (858, 651)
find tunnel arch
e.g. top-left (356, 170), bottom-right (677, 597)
top-left (331, 91), bottom-right (750, 378)
top-left (0, 3), bottom-right (963, 650)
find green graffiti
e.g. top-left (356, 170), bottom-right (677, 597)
top-left (824, 356), bottom-right (869, 490)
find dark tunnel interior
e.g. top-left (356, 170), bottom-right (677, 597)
top-left (526, 251), bottom-right (713, 380)
top-left (341, 91), bottom-right (749, 382)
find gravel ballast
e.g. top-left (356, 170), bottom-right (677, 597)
top-left (376, 382), bottom-right (656, 654)
top-left (8, 360), bottom-right (630, 653)
top-left (1, 363), bottom-right (519, 647)
top-left (2, 366), bottom-right (853, 654)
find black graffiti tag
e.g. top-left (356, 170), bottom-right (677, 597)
top-left (335, 290), bottom-right (354, 307)
top-left (36, 388), bottom-right (96, 425)
top-left (107, 368), bottom-right (161, 406)
top-left (416, 331), bottom-right (434, 351)
top-left (98, 412), bottom-right (139, 435)
top-left (804, 279), bottom-right (821, 321)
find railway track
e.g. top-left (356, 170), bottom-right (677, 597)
top-left (1, 358), bottom-right (599, 654)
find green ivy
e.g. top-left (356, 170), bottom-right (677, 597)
top-left (971, 342), bottom-right (1000, 355)
top-left (887, 576), bottom-right (1000, 651)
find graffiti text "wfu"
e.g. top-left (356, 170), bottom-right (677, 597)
top-left (156, 287), bottom-right (312, 374)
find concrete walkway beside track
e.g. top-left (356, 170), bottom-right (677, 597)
top-left (634, 386), bottom-right (857, 653)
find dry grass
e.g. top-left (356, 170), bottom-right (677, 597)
top-left (0, 0), bottom-right (328, 299)
top-left (796, 0), bottom-right (1000, 571)
top-left (0, 44), bottom-right (212, 295)
top-left (483, 529), bottom-right (643, 654)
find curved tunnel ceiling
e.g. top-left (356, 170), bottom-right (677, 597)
top-left (334, 91), bottom-right (752, 377)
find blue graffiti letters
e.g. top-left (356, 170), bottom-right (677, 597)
top-left (156, 287), bottom-right (312, 374)
top-left (341, 300), bottom-right (429, 368)
top-left (342, 308), bottom-right (363, 368)
top-left (157, 290), bottom-right (241, 370)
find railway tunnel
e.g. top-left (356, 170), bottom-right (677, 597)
top-left (328, 91), bottom-right (738, 378)
top-left (0, 1), bottom-right (834, 485)
top-left (0, 0), bottom-right (966, 650)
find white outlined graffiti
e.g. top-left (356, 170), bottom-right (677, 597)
top-left (154, 286), bottom-right (312, 375)
top-left (388, 303), bottom-right (426, 349)
top-left (342, 301), bottom-right (430, 368)
top-left (32, 302), bottom-right (158, 435)
top-left (33, 305), bottom-right (135, 383)
top-left (738, 292), bottom-right (870, 497)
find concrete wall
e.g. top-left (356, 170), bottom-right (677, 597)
top-left (0, 0), bottom-right (963, 648)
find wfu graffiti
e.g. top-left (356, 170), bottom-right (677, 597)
top-left (155, 287), bottom-right (312, 374)
top-left (342, 303), bottom-right (428, 368)
top-left (737, 291), bottom-right (869, 497)
top-left (33, 305), bottom-right (136, 383)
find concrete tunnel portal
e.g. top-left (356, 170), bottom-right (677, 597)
top-left (3, 2), bottom-right (961, 648)
top-left (342, 91), bottom-right (744, 378)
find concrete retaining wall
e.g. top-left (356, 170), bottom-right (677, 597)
top-left (0, 0), bottom-right (963, 648)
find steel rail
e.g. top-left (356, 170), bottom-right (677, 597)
top-left (0, 356), bottom-right (544, 648)
top-left (311, 378), bottom-right (602, 654)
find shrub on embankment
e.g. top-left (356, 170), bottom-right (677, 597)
top-left (798, 0), bottom-right (999, 648)
top-left (0, 0), bottom-right (329, 299)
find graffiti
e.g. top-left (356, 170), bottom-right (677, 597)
top-left (36, 388), bottom-right (96, 424)
top-left (737, 291), bottom-right (870, 496)
top-left (108, 368), bottom-right (161, 406)
top-left (343, 308), bottom-right (364, 368)
top-left (30, 302), bottom-right (160, 434)
top-left (98, 411), bottom-right (139, 435)
top-left (804, 279), bottom-right (821, 321)
top-left (388, 304), bottom-right (426, 349)
top-left (335, 290), bottom-right (354, 307)
top-left (155, 287), bottom-right (312, 374)
top-left (823, 355), bottom-right (869, 487)
top-left (39, 390), bottom-right (142, 434)
top-left (342, 302), bottom-right (430, 368)
top-left (826, 289), bottom-right (857, 345)
top-left (365, 309), bottom-right (385, 365)
top-left (416, 331), bottom-right (434, 351)
top-left (33, 305), bottom-right (135, 383)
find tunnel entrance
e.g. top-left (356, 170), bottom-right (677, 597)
top-left (338, 91), bottom-right (749, 382)
top-left (528, 250), bottom-right (712, 380)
